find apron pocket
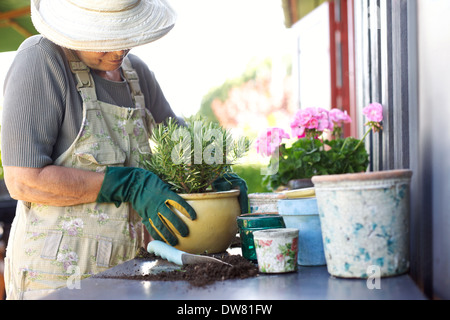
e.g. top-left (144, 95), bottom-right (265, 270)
top-left (41, 231), bottom-right (63, 260)
top-left (96, 237), bottom-right (113, 268)
top-left (74, 143), bottom-right (126, 169)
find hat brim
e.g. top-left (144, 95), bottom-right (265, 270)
top-left (31, 0), bottom-right (177, 52)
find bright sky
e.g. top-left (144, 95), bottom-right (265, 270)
top-left (0, 0), bottom-right (290, 118)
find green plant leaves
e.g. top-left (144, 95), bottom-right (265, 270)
top-left (264, 136), bottom-right (370, 190)
top-left (141, 117), bottom-right (250, 193)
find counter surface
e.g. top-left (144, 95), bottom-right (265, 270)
top-left (41, 257), bottom-right (426, 300)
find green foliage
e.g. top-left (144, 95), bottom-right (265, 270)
top-left (142, 117), bottom-right (250, 194)
top-left (232, 164), bottom-right (269, 194)
top-left (323, 137), bottom-right (370, 174)
top-left (263, 137), bottom-right (370, 190)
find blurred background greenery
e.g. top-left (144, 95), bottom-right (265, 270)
top-left (196, 57), bottom-right (293, 195)
top-left (232, 164), bottom-right (269, 194)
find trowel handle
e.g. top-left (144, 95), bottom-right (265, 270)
top-left (147, 240), bottom-right (184, 266)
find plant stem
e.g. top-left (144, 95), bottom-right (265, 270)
top-left (353, 127), bottom-right (373, 152)
top-left (180, 180), bottom-right (189, 194)
top-left (340, 138), bottom-right (349, 152)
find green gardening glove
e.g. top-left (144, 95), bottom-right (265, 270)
top-left (212, 172), bottom-right (249, 214)
top-left (96, 166), bottom-right (197, 246)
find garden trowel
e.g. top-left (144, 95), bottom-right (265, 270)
top-left (147, 240), bottom-right (232, 267)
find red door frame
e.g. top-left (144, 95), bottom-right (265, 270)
top-left (328, 0), bottom-right (357, 138)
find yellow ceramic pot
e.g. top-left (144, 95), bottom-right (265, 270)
top-left (172, 190), bottom-right (241, 254)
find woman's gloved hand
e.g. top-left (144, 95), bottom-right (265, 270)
top-left (96, 166), bottom-right (196, 246)
top-left (212, 172), bottom-right (249, 214)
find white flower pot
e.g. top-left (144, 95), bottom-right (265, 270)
top-left (312, 169), bottom-right (412, 278)
top-left (248, 192), bottom-right (286, 213)
top-left (253, 228), bottom-right (299, 273)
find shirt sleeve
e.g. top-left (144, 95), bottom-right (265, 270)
top-left (1, 37), bottom-right (67, 168)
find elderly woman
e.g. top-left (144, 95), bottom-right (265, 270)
top-left (1, 0), bottom-right (198, 299)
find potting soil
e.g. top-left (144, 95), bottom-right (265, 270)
top-left (97, 247), bottom-right (258, 287)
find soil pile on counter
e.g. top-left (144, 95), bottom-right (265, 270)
top-left (103, 248), bottom-right (258, 287)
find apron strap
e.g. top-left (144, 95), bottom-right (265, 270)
top-left (121, 57), bottom-right (146, 110)
top-left (63, 48), bottom-right (96, 96)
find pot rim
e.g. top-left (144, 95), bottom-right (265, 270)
top-left (311, 169), bottom-right (412, 184)
top-left (248, 192), bottom-right (287, 199)
top-left (178, 189), bottom-right (240, 200)
top-left (253, 228), bottom-right (299, 239)
top-left (238, 213), bottom-right (280, 218)
top-left (237, 213), bottom-right (285, 228)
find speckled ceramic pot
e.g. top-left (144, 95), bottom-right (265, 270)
top-left (312, 170), bottom-right (412, 278)
top-left (253, 228), bottom-right (299, 273)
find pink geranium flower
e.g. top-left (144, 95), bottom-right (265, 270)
top-left (363, 103), bottom-right (383, 122)
top-left (329, 108), bottom-right (352, 125)
top-left (362, 103), bottom-right (384, 132)
top-left (315, 108), bottom-right (332, 131)
top-left (329, 108), bottom-right (352, 137)
top-left (290, 107), bottom-right (331, 139)
top-left (255, 104), bottom-right (384, 190)
top-left (255, 128), bottom-right (290, 157)
top-left (255, 104), bottom-right (383, 159)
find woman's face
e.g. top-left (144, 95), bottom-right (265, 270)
top-left (75, 50), bottom-right (130, 71)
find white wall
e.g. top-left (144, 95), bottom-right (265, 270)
top-left (417, 0), bottom-right (450, 300)
top-left (291, 2), bottom-right (331, 110)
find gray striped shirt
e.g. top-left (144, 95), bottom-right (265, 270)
top-left (1, 35), bottom-right (180, 168)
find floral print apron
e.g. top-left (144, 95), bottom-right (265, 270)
top-left (4, 52), bottom-right (155, 299)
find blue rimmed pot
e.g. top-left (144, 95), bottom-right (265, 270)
top-left (278, 197), bottom-right (326, 266)
top-left (312, 169), bottom-right (412, 278)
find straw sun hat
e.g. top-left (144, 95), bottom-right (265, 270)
top-left (31, 0), bottom-right (177, 52)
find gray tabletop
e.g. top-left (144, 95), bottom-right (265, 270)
top-left (40, 258), bottom-right (426, 300)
